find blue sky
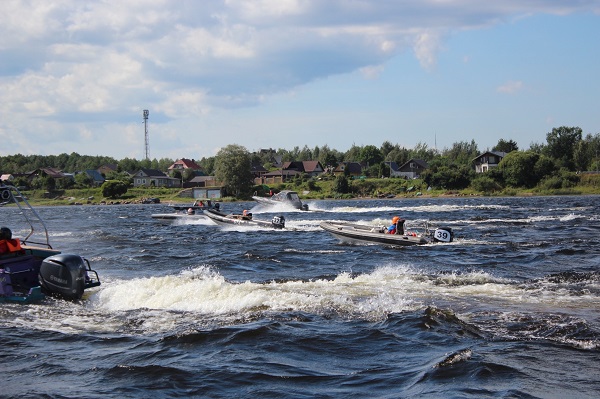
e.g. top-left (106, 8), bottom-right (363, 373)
top-left (1, 1), bottom-right (599, 160)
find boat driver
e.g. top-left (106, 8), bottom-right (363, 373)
top-left (386, 216), bottom-right (405, 235)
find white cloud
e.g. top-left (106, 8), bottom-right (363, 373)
top-left (0, 0), bottom-right (596, 158)
top-left (413, 31), bottom-right (443, 70)
top-left (497, 80), bottom-right (523, 94)
top-left (359, 65), bottom-right (385, 79)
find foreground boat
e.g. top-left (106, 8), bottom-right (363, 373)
top-left (320, 220), bottom-right (453, 247)
top-left (0, 184), bottom-right (101, 303)
top-left (252, 190), bottom-right (308, 211)
top-left (203, 209), bottom-right (287, 229)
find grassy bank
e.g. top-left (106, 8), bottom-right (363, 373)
top-left (13, 173), bottom-right (600, 206)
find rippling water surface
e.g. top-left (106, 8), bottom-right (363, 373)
top-left (2, 195), bottom-right (599, 398)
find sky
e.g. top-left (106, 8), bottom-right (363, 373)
top-left (1, 0), bottom-right (599, 161)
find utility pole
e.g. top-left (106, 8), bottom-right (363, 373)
top-left (143, 109), bottom-right (150, 160)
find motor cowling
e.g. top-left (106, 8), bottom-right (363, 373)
top-left (432, 227), bottom-right (454, 243)
top-left (39, 254), bottom-right (89, 300)
top-left (271, 215), bottom-right (286, 229)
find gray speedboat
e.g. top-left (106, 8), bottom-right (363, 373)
top-left (320, 220), bottom-right (453, 247)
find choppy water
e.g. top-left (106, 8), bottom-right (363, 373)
top-left (1, 196), bottom-right (599, 398)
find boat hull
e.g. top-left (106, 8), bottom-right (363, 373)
top-left (203, 209), bottom-right (286, 229)
top-left (320, 221), bottom-right (429, 247)
top-left (151, 213), bottom-right (207, 221)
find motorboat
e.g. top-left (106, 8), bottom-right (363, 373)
top-left (169, 199), bottom-right (221, 212)
top-left (151, 209), bottom-right (210, 222)
top-left (252, 190), bottom-right (308, 211)
top-left (151, 199), bottom-right (221, 221)
top-left (0, 184), bottom-right (101, 303)
top-left (319, 220), bottom-right (453, 247)
top-left (203, 208), bottom-right (287, 229)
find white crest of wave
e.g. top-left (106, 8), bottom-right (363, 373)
top-left (90, 265), bottom-right (431, 317)
top-left (88, 265), bottom-right (526, 320)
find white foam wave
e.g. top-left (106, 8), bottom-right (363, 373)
top-left (93, 264), bottom-right (600, 321)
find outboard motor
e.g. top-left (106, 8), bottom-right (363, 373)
top-left (38, 254), bottom-right (101, 300)
top-left (271, 215), bottom-right (286, 229)
top-left (301, 204), bottom-right (309, 211)
top-left (432, 227), bottom-right (454, 243)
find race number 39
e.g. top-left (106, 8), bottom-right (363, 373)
top-left (434, 229), bottom-right (451, 242)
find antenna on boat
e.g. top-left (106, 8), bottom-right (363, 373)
top-left (143, 109), bottom-right (150, 160)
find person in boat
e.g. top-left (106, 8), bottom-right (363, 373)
top-left (386, 216), bottom-right (405, 235)
top-left (0, 226), bottom-right (23, 254)
top-left (242, 209), bottom-right (252, 220)
top-left (187, 208), bottom-right (195, 215)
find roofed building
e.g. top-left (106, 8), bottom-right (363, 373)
top-left (132, 168), bottom-right (180, 187)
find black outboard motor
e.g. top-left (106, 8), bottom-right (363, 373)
top-left (301, 204), bottom-right (309, 211)
top-left (38, 254), bottom-right (101, 300)
top-left (432, 227), bottom-right (454, 243)
top-left (271, 215), bottom-right (286, 229)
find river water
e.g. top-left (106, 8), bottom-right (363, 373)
top-left (1, 195), bottom-right (599, 398)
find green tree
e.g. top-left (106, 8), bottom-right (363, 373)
top-left (471, 175), bottom-right (502, 193)
top-left (101, 180), bottom-right (128, 198)
top-left (493, 139), bottom-right (519, 153)
top-left (498, 151), bottom-right (541, 188)
top-left (573, 133), bottom-right (600, 171)
top-left (544, 126), bottom-right (582, 170)
top-left (74, 172), bottom-right (94, 188)
top-left (198, 156), bottom-right (216, 175)
top-left (380, 141), bottom-right (395, 159)
top-left (214, 144), bottom-right (253, 197)
top-left (344, 144), bottom-right (362, 161)
top-left (422, 164), bottom-right (474, 190)
top-left (297, 145), bottom-right (313, 161)
top-left (443, 140), bottom-right (479, 165)
top-left (410, 142), bottom-right (437, 161)
top-left (333, 174), bottom-right (349, 194)
top-left (359, 145), bottom-right (383, 167)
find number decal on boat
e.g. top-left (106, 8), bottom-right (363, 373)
top-left (434, 229), bottom-right (451, 242)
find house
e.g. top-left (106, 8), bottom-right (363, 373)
top-left (83, 170), bottom-right (105, 186)
top-left (1, 174), bottom-right (14, 183)
top-left (280, 161), bottom-right (325, 177)
top-left (300, 161), bottom-right (325, 177)
top-left (185, 175), bottom-right (220, 188)
top-left (168, 158), bottom-right (204, 173)
top-left (255, 168), bottom-right (302, 185)
top-left (251, 162), bottom-right (269, 179)
top-left (333, 162), bottom-right (365, 177)
top-left (132, 168), bottom-right (180, 188)
top-left (473, 151), bottom-right (507, 173)
top-left (396, 159), bottom-right (429, 179)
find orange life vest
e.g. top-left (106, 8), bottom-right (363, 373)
top-left (0, 238), bottom-right (22, 254)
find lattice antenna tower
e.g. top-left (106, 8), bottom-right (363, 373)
top-left (143, 109), bottom-right (150, 160)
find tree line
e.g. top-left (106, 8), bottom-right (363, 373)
top-left (1, 126), bottom-right (599, 195)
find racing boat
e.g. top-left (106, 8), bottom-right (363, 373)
top-left (252, 190), bottom-right (308, 211)
top-left (203, 208), bottom-right (287, 229)
top-left (151, 199), bottom-right (221, 221)
top-left (0, 184), bottom-right (101, 303)
top-left (319, 220), bottom-right (453, 247)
